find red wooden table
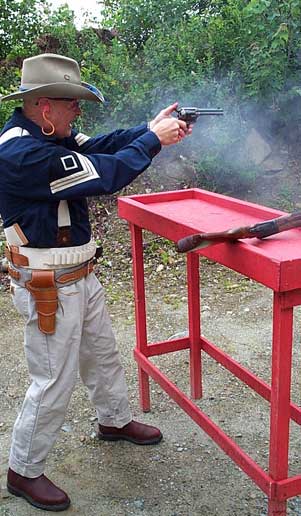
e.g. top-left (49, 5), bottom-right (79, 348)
top-left (118, 188), bottom-right (301, 515)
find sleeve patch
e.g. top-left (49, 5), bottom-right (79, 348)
top-left (61, 154), bottom-right (79, 171)
top-left (50, 152), bottom-right (99, 193)
top-left (75, 133), bottom-right (91, 146)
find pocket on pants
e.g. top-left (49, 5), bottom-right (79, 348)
top-left (11, 282), bottom-right (29, 317)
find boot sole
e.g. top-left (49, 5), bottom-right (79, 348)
top-left (98, 433), bottom-right (163, 445)
top-left (7, 483), bottom-right (71, 512)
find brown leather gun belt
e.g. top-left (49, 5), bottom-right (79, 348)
top-left (5, 245), bottom-right (29, 266)
top-left (8, 261), bottom-right (94, 335)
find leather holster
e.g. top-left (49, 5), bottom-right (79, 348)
top-left (25, 271), bottom-right (58, 335)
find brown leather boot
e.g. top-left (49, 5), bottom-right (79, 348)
top-left (7, 468), bottom-right (70, 512)
top-left (98, 419), bottom-right (163, 445)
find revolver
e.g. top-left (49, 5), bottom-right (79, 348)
top-left (175, 106), bottom-right (224, 127)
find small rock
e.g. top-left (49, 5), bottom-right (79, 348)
top-left (168, 330), bottom-right (188, 340)
top-left (151, 455), bottom-right (161, 461)
top-left (244, 128), bottom-right (271, 165)
top-left (0, 486), bottom-right (10, 499)
top-left (61, 424), bottom-right (72, 433)
top-left (262, 155), bottom-right (286, 173)
top-left (133, 498), bottom-right (145, 509)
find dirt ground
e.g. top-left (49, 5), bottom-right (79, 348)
top-left (1, 194), bottom-right (301, 515)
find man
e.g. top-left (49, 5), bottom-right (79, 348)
top-left (0, 53), bottom-right (190, 512)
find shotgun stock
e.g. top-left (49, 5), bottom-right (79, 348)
top-left (176, 211), bottom-right (301, 253)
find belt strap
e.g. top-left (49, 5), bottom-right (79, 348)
top-left (56, 261), bottom-right (94, 284)
top-left (8, 260), bottom-right (94, 288)
top-left (25, 271), bottom-right (58, 335)
top-left (5, 246), bottom-right (29, 267)
top-left (8, 265), bottom-right (20, 281)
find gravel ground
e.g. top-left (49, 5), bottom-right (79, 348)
top-left (1, 199), bottom-right (301, 515)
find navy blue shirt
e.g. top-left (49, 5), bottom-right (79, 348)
top-left (0, 108), bottom-right (161, 247)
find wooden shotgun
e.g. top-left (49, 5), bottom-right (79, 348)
top-left (176, 211), bottom-right (301, 253)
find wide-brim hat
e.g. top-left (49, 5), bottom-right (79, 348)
top-left (0, 53), bottom-right (104, 103)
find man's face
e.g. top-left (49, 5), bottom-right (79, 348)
top-left (46, 98), bottom-right (82, 139)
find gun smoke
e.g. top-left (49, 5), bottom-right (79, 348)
top-left (83, 77), bottom-right (301, 208)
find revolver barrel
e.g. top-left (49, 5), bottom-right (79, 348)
top-left (195, 108), bottom-right (223, 115)
top-left (175, 106), bottom-right (223, 126)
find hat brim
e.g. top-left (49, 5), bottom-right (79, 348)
top-left (0, 81), bottom-right (104, 103)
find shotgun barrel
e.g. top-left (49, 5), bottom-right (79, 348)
top-left (176, 211), bottom-right (301, 253)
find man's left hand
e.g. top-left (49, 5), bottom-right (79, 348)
top-left (149, 102), bottom-right (193, 136)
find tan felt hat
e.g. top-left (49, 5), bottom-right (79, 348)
top-left (0, 53), bottom-right (104, 102)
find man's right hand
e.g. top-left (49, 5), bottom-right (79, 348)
top-left (151, 118), bottom-right (189, 146)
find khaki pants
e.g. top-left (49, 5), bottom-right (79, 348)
top-left (9, 272), bottom-right (132, 478)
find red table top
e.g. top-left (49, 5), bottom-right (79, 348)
top-left (118, 188), bottom-right (301, 292)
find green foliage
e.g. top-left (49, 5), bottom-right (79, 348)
top-left (0, 89), bottom-right (16, 128)
top-left (275, 185), bottom-right (296, 211)
top-left (42, 5), bottom-right (80, 60)
top-left (0, 0), bottom-right (49, 60)
top-left (79, 38), bottom-right (134, 130)
top-left (101, 0), bottom-right (210, 50)
top-left (0, 65), bottom-right (22, 127)
top-left (238, 0), bottom-right (301, 99)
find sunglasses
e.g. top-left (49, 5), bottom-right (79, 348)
top-left (46, 98), bottom-right (82, 110)
top-left (35, 97), bottom-right (81, 107)
top-left (48, 98), bottom-right (78, 102)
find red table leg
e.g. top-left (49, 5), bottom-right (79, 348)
top-left (187, 252), bottom-right (202, 399)
top-left (130, 223), bottom-right (150, 412)
top-left (268, 292), bottom-right (294, 515)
